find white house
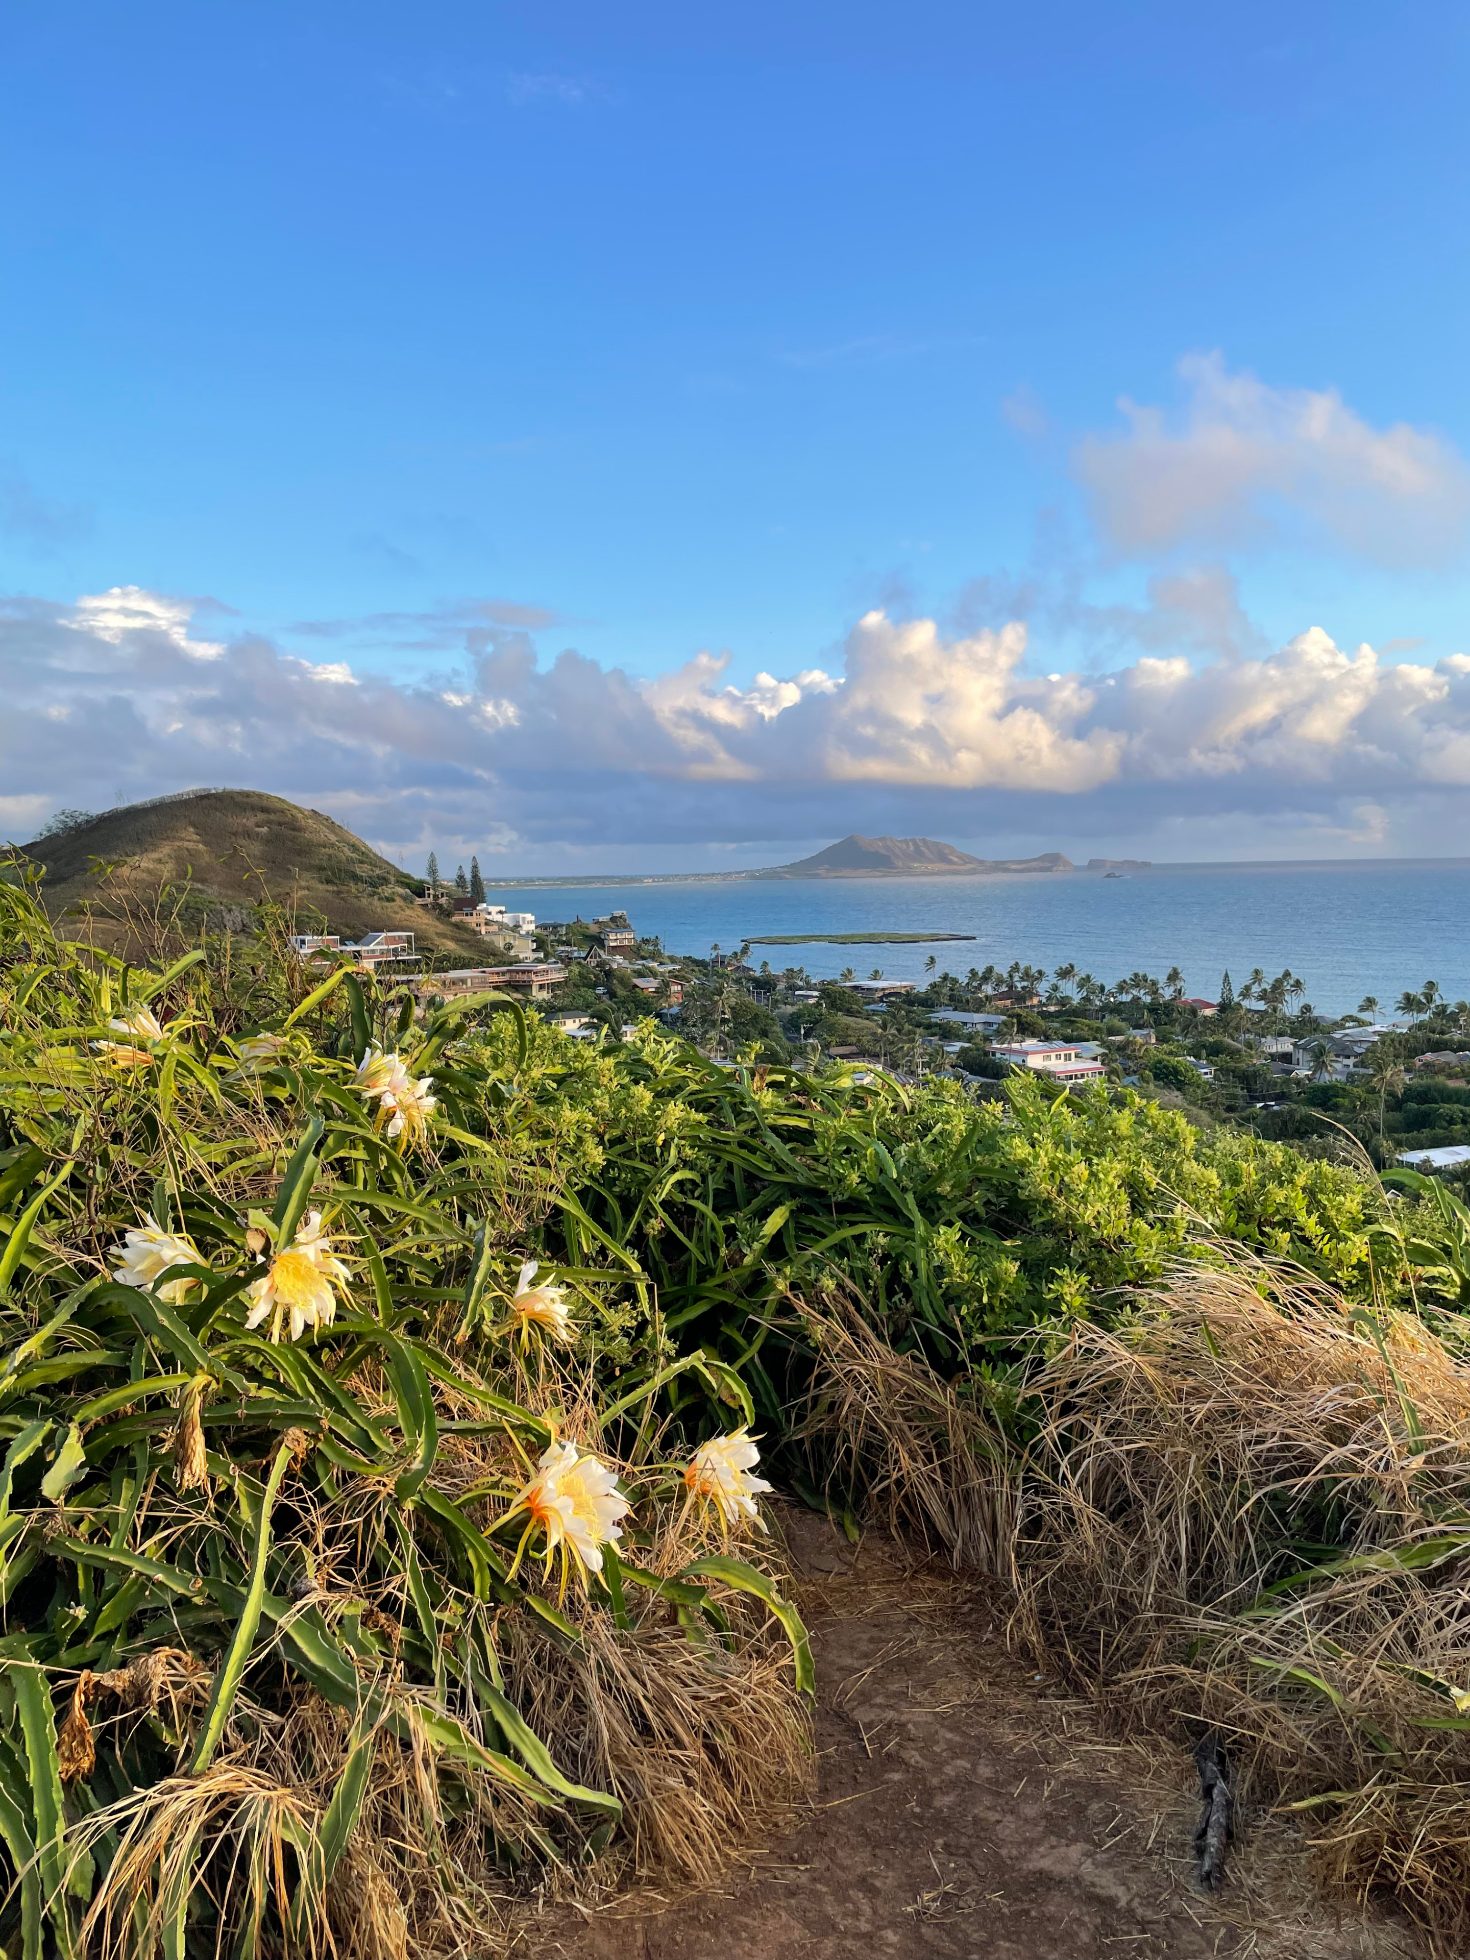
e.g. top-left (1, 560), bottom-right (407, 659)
top-left (991, 1040), bottom-right (1106, 1084)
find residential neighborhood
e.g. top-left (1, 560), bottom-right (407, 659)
top-left (284, 889), bottom-right (1470, 1190)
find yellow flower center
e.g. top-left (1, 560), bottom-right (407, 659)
top-left (271, 1249), bottom-right (323, 1308)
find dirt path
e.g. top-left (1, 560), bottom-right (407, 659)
top-left (534, 1511), bottom-right (1414, 1960)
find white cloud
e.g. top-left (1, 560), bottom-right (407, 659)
top-left (1074, 353), bottom-right (1470, 562)
top-left (7, 584), bottom-right (1470, 861)
top-left (72, 586), bottom-right (224, 660)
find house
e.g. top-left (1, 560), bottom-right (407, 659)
top-left (1127, 1027), bottom-right (1157, 1046)
top-left (990, 1040), bottom-right (1106, 1084)
top-left (847, 978), bottom-right (917, 1001)
top-left (1184, 1057), bottom-right (1216, 1081)
top-left (1332, 1024), bottom-right (1396, 1056)
top-left (1179, 998), bottom-right (1218, 1016)
top-left (930, 1009), bottom-right (1008, 1034)
top-left (550, 1011), bottom-right (593, 1035)
top-left (1396, 1144), bottom-right (1470, 1173)
top-left (344, 931), bottom-right (419, 969)
top-left (1252, 1035), bottom-right (1296, 1064)
top-left (1414, 1051), bottom-right (1470, 1072)
top-left (598, 927), bottom-right (637, 952)
top-left (421, 961), bottom-right (567, 1001)
top-left (289, 930), bottom-right (418, 970)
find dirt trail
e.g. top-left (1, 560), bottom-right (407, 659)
top-left (536, 1511), bottom-right (1414, 1960)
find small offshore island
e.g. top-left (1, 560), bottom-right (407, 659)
top-left (747, 929), bottom-right (978, 946)
top-left (481, 833), bottom-right (1154, 887)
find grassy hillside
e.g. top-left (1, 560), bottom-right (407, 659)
top-left (12, 788), bottom-right (488, 954)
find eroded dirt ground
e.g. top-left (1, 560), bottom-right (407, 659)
top-left (529, 1512), bottom-right (1414, 1960)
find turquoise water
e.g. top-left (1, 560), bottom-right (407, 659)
top-left (484, 860), bottom-right (1470, 1016)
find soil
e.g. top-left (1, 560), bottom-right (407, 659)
top-left (530, 1510), bottom-right (1415, 1960)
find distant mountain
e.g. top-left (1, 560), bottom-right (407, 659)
top-left (11, 789), bottom-right (491, 955)
top-left (756, 833), bottom-right (1075, 878)
top-left (1086, 857), bottom-right (1152, 872)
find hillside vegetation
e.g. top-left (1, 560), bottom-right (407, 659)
top-left (12, 789), bottom-right (487, 956)
top-left (7, 872), bottom-right (1470, 1951)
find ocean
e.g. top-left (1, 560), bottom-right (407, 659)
top-left (483, 860), bottom-right (1470, 1017)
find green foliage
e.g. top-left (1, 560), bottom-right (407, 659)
top-left (2, 869), bottom-right (1464, 1955)
top-left (0, 877), bottom-right (809, 1958)
top-left (1147, 1052), bottom-right (1207, 1095)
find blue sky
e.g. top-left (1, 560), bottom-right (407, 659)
top-left (4, 2), bottom-right (1470, 868)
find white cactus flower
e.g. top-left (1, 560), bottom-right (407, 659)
top-left (110, 1216), bottom-right (203, 1306)
top-left (684, 1428), bottom-right (773, 1532)
top-left (243, 1211), bottom-right (351, 1343)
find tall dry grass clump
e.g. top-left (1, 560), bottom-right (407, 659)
top-left (789, 1285), bottom-right (1016, 1571)
top-left (1014, 1261), bottom-right (1470, 1947)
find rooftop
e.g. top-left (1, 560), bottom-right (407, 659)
top-left (1396, 1145), bottom-right (1470, 1171)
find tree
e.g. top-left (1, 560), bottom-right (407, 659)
top-left (469, 857), bottom-right (486, 907)
top-left (1165, 966), bottom-right (1185, 1000)
top-left (455, 864), bottom-right (469, 895)
top-left (37, 808), bottom-right (95, 840)
top-left (869, 968), bottom-right (883, 982)
top-left (1368, 1047), bottom-right (1406, 1144)
top-left (1219, 970), bottom-right (1234, 1008)
top-left (924, 954), bottom-right (938, 976)
top-left (1359, 995), bottom-right (1380, 1021)
top-left (1397, 989), bottom-right (1426, 1023)
top-left (425, 850), bottom-right (439, 887)
top-left (839, 966), bottom-right (855, 984)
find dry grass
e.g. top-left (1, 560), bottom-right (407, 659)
top-left (789, 1288), bottom-right (1016, 1572)
top-left (1010, 1261), bottom-right (1470, 1950)
top-left (505, 1608), bottom-right (811, 1892)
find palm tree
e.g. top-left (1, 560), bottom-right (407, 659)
top-left (1368, 1048), bottom-right (1405, 1144)
top-left (869, 967), bottom-right (883, 981)
top-left (1358, 994), bottom-right (1381, 1021)
top-left (1302, 1037), bottom-right (1334, 1081)
top-left (1054, 961), bottom-right (1077, 1001)
top-left (1165, 966), bottom-right (1185, 1001)
top-left (1397, 989), bottom-right (1426, 1023)
top-left (839, 966), bottom-right (855, 984)
top-left (924, 954), bottom-right (938, 977)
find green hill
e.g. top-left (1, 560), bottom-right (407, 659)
top-left (11, 788), bottom-right (489, 954)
